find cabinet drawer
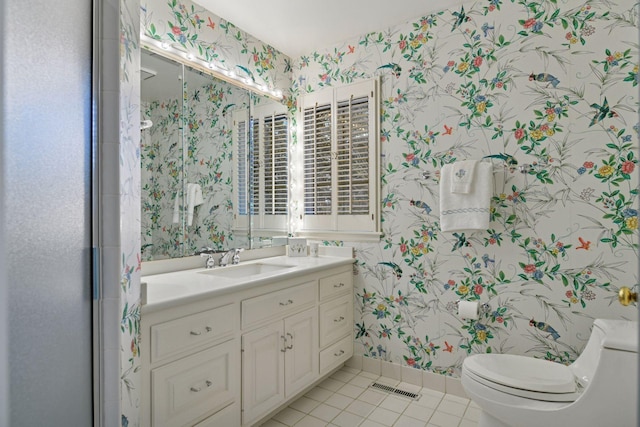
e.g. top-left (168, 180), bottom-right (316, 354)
top-left (319, 296), bottom-right (353, 348)
top-left (151, 303), bottom-right (236, 364)
top-left (151, 340), bottom-right (238, 427)
top-left (193, 401), bottom-right (239, 427)
top-left (242, 281), bottom-right (316, 329)
top-left (319, 270), bottom-right (352, 301)
top-left (319, 334), bottom-right (353, 374)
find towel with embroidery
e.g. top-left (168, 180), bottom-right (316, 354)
top-left (440, 161), bottom-right (492, 233)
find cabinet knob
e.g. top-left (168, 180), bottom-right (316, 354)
top-left (190, 331), bottom-right (202, 336)
top-left (190, 386), bottom-right (201, 392)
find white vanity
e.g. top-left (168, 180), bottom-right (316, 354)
top-left (140, 253), bottom-right (355, 427)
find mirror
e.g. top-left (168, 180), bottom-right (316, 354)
top-left (140, 49), bottom-right (288, 261)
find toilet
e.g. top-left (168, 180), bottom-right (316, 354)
top-left (461, 319), bottom-right (638, 427)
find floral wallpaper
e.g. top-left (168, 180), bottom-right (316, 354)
top-left (141, 75), bottom-right (250, 260)
top-left (125, 1), bottom-right (639, 424)
top-left (292, 0), bottom-right (639, 375)
top-left (121, 0), bottom-right (142, 425)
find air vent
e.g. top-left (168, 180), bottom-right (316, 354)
top-left (369, 382), bottom-right (421, 400)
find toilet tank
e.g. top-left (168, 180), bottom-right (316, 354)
top-left (570, 319), bottom-right (638, 387)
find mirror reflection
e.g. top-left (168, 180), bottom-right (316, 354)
top-left (140, 49), bottom-right (288, 261)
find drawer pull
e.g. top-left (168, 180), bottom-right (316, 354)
top-left (190, 380), bottom-right (212, 393)
top-left (281, 335), bottom-right (287, 352)
top-left (190, 326), bottom-right (212, 336)
top-left (333, 283), bottom-right (345, 288)
top-left (334, 316), bottom-right (345, 323)
top-left (334, 349), bottom-right (345, 357)
top-left (279, 299), bottom-right (294, 306)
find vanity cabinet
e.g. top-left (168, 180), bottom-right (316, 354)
top-left (318, 270), bottom-right (353, 374)
top-left (141, 260), bottom-right (354, 427)
top-left (241, 307), bottom-right (318, 425)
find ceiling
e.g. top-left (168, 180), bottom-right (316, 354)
top-left (193, 0), bottom-right (467, 58)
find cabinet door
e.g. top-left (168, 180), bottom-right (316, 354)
top-left (242, 321), bottom-right (285, 425)
top-left (284, 308), bottom-right (318, 398)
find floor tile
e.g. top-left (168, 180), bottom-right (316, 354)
top-left (290, 396), bottom-right (322, 414)
top-left (336, 383), bottom-right (366, 399)
top-left (305, 387), bottom-right (334, 402)
top-left (294, 415), bottom-right (328, 427)
top-left (393, 415), bottom-right (427, 427)
top-left (318, 378), bottom-right (346, 392)
top-left (331, 410), bottom-right (364, 427)
top-left (441, 394), bottom-right (469, 406)
top-left (273, 407), bottom-right (306, 426)
top-left (367, 407), bottom-right (400, 426)
top-left (357, 389), bottom-right (387, 406)
top-left (427, 411), bottom-right (460, 427)
top-left (378, 395), bottom-right (410, 413)
top-left (463, 405), bottom-right (481, 422)
top-left (261, 420), bottom-right (288, 427)
top-left (345, 399), bottom-right (376, 417)
top-left (331, 369), bottom-right (357, 383)
top-left (349, 374), bottom-right (375, 388)
top-left (324, 393), bottom-right (354, 410)
top-left (359, 370), bottom-right (380, 380)
top-left (309, 403), bottom-right (341, 423)
top-left (435, 399), bottom-right (467, 417)
top-left (458, 420), bottom-right (478, 427)
top-left (403, 402), bottom-right (434, 422)
top-left (359, 419), bottom-right (386, 427)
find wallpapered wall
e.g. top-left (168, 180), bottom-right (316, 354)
top-left (141, 78), bottom-right (250, 260)
top-left (290, 0), bottom-right (638, 374)
top-left (126, 0), bottom-right (638, 424)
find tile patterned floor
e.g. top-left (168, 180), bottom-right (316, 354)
top-left (261, 367), bottom-right (480, 427)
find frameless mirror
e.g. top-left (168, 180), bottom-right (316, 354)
top-left (140, 49), bottom-right (289, 261)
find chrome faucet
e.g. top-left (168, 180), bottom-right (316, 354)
top-left (198, 247), bottom-right (217, 269)
top-left (219, 248), bottom-right (243, 267)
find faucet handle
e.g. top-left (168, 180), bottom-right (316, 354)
top-left (232, 248), bottom-right (244, 265)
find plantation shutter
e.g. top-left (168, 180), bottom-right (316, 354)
top-left (299, 78), bottom-right (380, 237)
top-left (336, 95), bottom-right (369, 215)
top-left (251, 103), bottom-right (289, 231)
top-left (233, 109), bottom-right (249, 229)
top-left (250, 117), bottom-right (260, 216)
top-left (303, 100), bottom-right (333, 219)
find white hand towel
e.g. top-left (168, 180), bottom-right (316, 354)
top-left (450, 160), bottom-right (478, 194)
top-left (186, 183), bottom-right (204, 226)
top-left (440, 161), bottom-right (492, 233)
top-left (172, 192), bottom-right (180, 224)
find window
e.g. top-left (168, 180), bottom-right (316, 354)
top-left (298, 78), bottom-right (381, 240)
top-left (233, 103), bottom-right (289, 233)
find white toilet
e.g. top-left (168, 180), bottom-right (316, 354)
top-left (461, 319), bottom-right (638, 427)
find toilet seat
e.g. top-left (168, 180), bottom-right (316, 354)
top-left (463, 354), bottom-right (581, 402)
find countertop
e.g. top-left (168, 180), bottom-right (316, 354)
top-left (141, 255), bottom-right (355, 313)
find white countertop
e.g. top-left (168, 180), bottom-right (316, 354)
top-left (141, 255), bottom-right (354, 313)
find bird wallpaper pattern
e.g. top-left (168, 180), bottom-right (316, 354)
top-left (140, 77), bottom-right (251, 260)
top-left (288, 0), bottom-right (639, 374)
top-left (124, 0), bottom-right (639, 424)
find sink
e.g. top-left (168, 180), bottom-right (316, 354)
top-left (198, 263), bottom-right (295, 278)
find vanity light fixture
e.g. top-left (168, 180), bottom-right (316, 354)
top-left (141, 34), bottom-right (284, 101)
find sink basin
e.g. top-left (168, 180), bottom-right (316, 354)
top-left (198, 263), bottom-right (295, 278)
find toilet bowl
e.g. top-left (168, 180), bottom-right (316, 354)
top-left (461, 319), bottom-right (638, 427)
